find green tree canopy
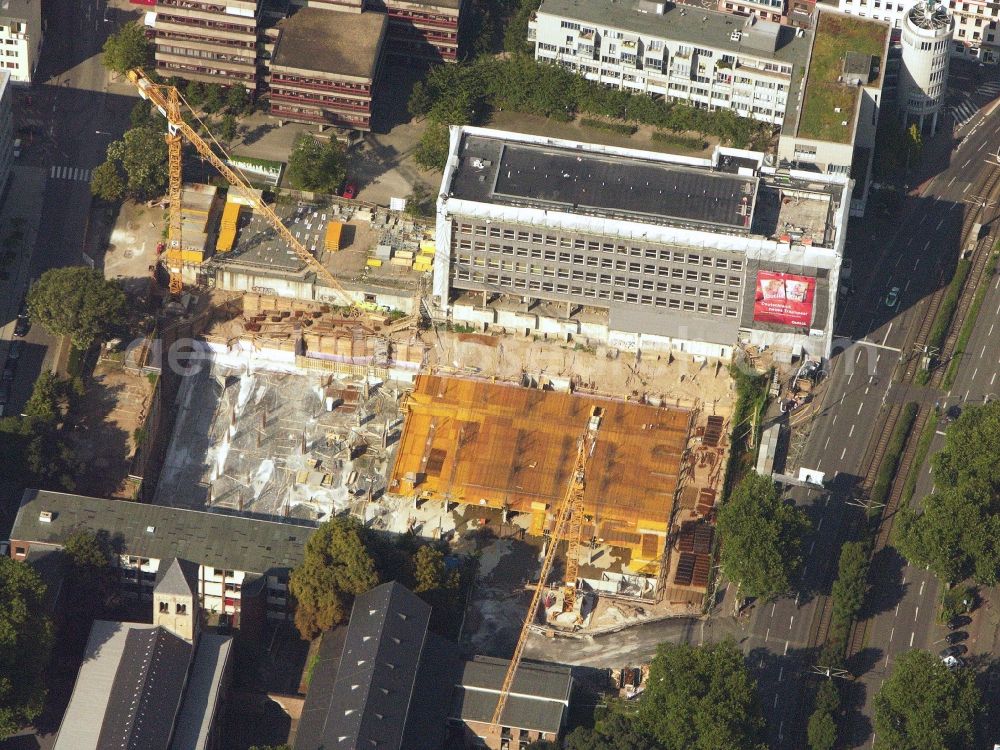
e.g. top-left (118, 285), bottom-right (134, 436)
top-left (286, 134), bottom-right (347, 195)
top-left (202, 83), bottom-right (224, 114)
top-left (897, 402), bottom-right (1000, 585)
top-left (0, 556), bottom-right (53, 739)
top-left (28, 268), bottom-right (127, 350)
top-left (90, 160), bottom-right (126, 202)
top-left (807, 679), bottom-right (840, 750)
top-left (106, 126), bottom-right (169, 200)
top-left (829, 540), bottom-right (869, 643)
top-left (564, 709), bottom-right (658, 750)
top-left (63, 530), bottom-right (118, 617)
top-left (289, 516), bottom-right (380, 639)
top-left (225, 83), bottom-right (250, 115)
top-left (412, 544), bottom-right (446, 593)
top-left (638, 641), bottom-right (765, 750)
top-left (872, 649), bottom-right (980, 750)
top-left (101, 22), bottom-right (151, 75)
top-left (716, 473), bottom-right (811, 600)
top-left (217, 114), bottom-right (238, 145)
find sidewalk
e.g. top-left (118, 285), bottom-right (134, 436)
top-left (0, 165), bottom-right (47, 351)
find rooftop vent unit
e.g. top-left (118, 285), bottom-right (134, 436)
top-left (39, 511), bottom-right (53, 523)
top-left (146, 525), bottom-right (156, 533)
top-left (731, 30), bottom-right (742, 41)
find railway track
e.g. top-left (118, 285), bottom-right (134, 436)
top-left (841, 164), bottom-right (1000, 660)
top-left (801, 163), bottom-right (1000, 662)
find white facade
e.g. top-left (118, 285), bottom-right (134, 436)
top-left (899, 2), bottom-right (952, 133)
top-left (839, 0), bottom-right (998, 62)
top-left (0, 72), bottom-right (12, 191)
top-left (718, 0), bottom-right (784, 24)
top-left (0, 0), bottom-right (42, 84)
top-left (529, 0), bottom-right (811, 126)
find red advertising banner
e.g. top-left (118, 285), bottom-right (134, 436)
top-left (753, 271), bottom-right (815, 327)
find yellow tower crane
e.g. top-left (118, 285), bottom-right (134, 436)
top-left (489, 405), bottom-right (601, 729)
top-left (126, 69), bottom-right (370, 314)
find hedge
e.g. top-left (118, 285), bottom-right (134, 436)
top-left (579, 117), bottom-right (638, 136)
top-left (868, 402), bottom-right (919, 512)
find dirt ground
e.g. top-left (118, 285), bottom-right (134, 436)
top-left (103, 201), bottom-right (165, 295)
top-left (67, 359), bottom-right (155, 498)
top-left (421, 327), bottom-right (734, 412)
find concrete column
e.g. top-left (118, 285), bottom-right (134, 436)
top-left (931, 109), bottom-right (938, 136)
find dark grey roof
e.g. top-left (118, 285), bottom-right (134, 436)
top-left (98, 627), bottom-right (193, 750)
top-left (11, 489), bottom-right (312, 575)
top-left (400, 632), bottom-right (461, 749)
top-left (294, 582), bottom-right (432, 750)
top-left (169, 634), bottom-right (233, 750)
top-left (449, 134), bottom-right (757, 231)
top-left (272, 7), bottom-right (387, 79)
top-left (155, 558), bottom-right (200, 598)
top-left (450, 656), bottom-right (572, 735)
top-left (25, 545), bottom-right (68, 613)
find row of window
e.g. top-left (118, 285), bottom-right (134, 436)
top-left (454, 269), bottom-right (740, 317)
top-left (453, 223), bottom-right (745, 268)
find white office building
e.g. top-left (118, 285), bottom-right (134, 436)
top-left (0, 0), bottom-right (42, 83)
top-left (529, 0), bottom-right (812, 126)
top-left (839, 0), bottom-right (998, 62)
top-left (899, 1), bottom-right (952, 133)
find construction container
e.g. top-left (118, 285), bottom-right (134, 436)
top-left (366, 258), bottom-right (383, 268)
top-left (325, 220), bottom-right (344, 252)
top-left (394, 249), bottom-right (414, 260)
top-left (419, 240), bottom-right (436, 254)
top-left (216, 201), bottom-right (241, 253)
top-left (390, 256), bottom-right (411, 267)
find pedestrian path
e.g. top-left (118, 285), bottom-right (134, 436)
top-left (49, 165), bottom-right (91, 182)
top-left (949, 95), bottom-right (978, 127)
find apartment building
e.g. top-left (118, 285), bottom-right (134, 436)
top-left (530, 0), bottom-right (812, 126)
top-left (8, 489), bottom-right (310, 631)
top-left (153, 0), bottom-right (262, 88)
top-left (434, 126), bottom-right (852, 362)
top-left (0, 0), bottom-right (42, 83)
top-left (368, 0), bottom-right (462, 63)
top-left (839, 0), bottom-right (998, 62)
top-left (268, 7), bottom-right (386, 130)
top-left (0, 72), bottom-right (12, 192)
top-left (718, 0), bottom-right (785, 24)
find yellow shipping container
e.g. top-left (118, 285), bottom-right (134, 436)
top-left (325, 220), bottom-right (343, 252)
top-left (390, 257), bottom-right (411, 266)
top-left (366, 258), bottom-right (383, 268)
top-left (216, 201), bottom-right (241, 253)
top-left (394, 250), bottom-right (414, 260)
top-left (419, 240), bottom-right (436, 254)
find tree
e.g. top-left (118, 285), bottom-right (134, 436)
top-left (202, 83), bottom-right (224, 114)
top-left (807, 680), bottom-right (840, 750)
top-left (716, 474), bottom-right (811, 601)
top-left (414, 122), bottom-right (451, 171)
top-left (872, 650), bottom-right (980, 750)
top-left (185, 80), bottom-right (205, 107)
top-left (829, 541), bottom-right (869, 643)
top-left (412, 544), bottom-right (446, 593)
top-left (22, 371), bottom-right (65, 423)
top-left (286, 134), bottom-right (347, 195)
top-left (101, 22), bottom-right (151, 75)
top-left (289, 516), bottom-right (380, 639)
top-left (638, 641), bottom-right (766, 750)
top-left (217, 114), bottom-right (238, 145)
top-left (106, 126), bottom-right (169, 200)
top-left (564, 710), bottom-right (658, 750)
top-left (932, 400), bottom-right (1000, 493)
top-left (90, 160), bottom-right (126, 202)
top-left (225, 83), bottom-right (250, 115)
top-left (905, 123), bottom-right (923, 166)
top-left (0, 556), bottom-right (53, 739)
top-left (27, 268), bottom-right (127, 350)
top-left (63, 530), bottom-right (118, 617)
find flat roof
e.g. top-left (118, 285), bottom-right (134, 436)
top-left (536, 0), bottom-right (812, 64)
top-left (796, 10), bottom-right (889, 143)
top-left (272, 7), bottom-right (386, 79)
top-left (391, 375), bottom-right (692, 529)
top-left (449, 134), bottom-right (758, 231)
top-left (11, 489), bottom-right (312, 575)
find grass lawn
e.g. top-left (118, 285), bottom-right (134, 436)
top-left (798, 12), bottom-right (888, 143)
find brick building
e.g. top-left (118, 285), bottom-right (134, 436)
top-left (268, 6), bottom-right (387, 130)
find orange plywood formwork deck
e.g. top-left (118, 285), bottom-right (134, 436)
top-left (392, 375), bottom-right (693, 540)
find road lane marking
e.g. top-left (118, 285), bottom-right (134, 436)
top-left (964, 158), bottom-right (972, 166)
top-left (889, 626), bottom-right (895, 642)
top-left (848, 424), bottom-right (855, 437)
top-left (772, 602), bottom-right (776, 617)
top-left (919, 581), bottom-right (925, 596)
top-left (992, 372), bottom-right (997, 386)
top-left (915, 606), bottom-right (920, 622)
top-left (841, 447), bottom-right (847, 460)
top-left (937, 218), bottom-right (945, 229)
top-left (885, 652), bottom-right (890, 668)
top-left (783, 641), bottom-right (790, 656)
top-left (817, 459), bottom-right (823, 470)
top-left (824, 437), bottom-right (830, 450)
top-left (973, 368), bottom-right (979, 380)
top-left (778, 665), bottom-right (784, 681)
top-left (882, 322), bottom-right (894, 345)
top-left (848, 371), bottom-right (854, 385)
top-left (949, 176), bottom-right (957, 187)
top-left (914, 258), bottom-right (922, 270)
top-left (982, 345), bottom-right (987, 358)
top-left (905, 279), bottom-right (911, 291)
top-left (832, 415), bottom-right (838, 425)
top-left (896, 604), bottom-right (900, 616)
top-left (910, 631), bottom-right (915, 647)
top-left (965, 390), bottom-right (971, 401)
top-left (765, 627), bottom-right (770, 642)
top-left (774, 694), bottom-right (779, 709)
top-left (857, 402), bottom-right (864, 415)
top-left (990, 324), bottom-right (995, 336)
top-left (817, 517), bottom-right (824, 531)
top-left (808, 541), bottom-right (815, 554)
top-left (789, 615), bottom-right (794, 630)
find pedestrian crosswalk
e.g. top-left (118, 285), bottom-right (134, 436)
top-left (49, 165), bottom-right (92, 182)
top-left (976, 80), bottom-right (1000, 99)
top-left (949, 95), bottom-right (978, 127)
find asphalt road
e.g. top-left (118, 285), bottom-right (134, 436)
top-left (524, 93), bottom-right (1000, 748)
top-left (0, 0), bottom-right (135, 414)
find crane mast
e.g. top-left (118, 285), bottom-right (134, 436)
top-left (489, 406), bottom-right (601, 729)
top-left (127, 68), bottom-right (354, 307)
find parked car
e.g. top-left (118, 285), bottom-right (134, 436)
top-left (13, 315), bottom-right (30, 337)
top-left (885, 286), bottom-right (900, 308)
top-left (946, 631), bottom-right (968, 645)
top-left (945, 404), bottom-right (962, 423)
top-left (947, 615), bottom-right (972, 630)
top-left (939, 645), bottom-right (967, 658)
top-left (942, 655), bottom-right (965, 670)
